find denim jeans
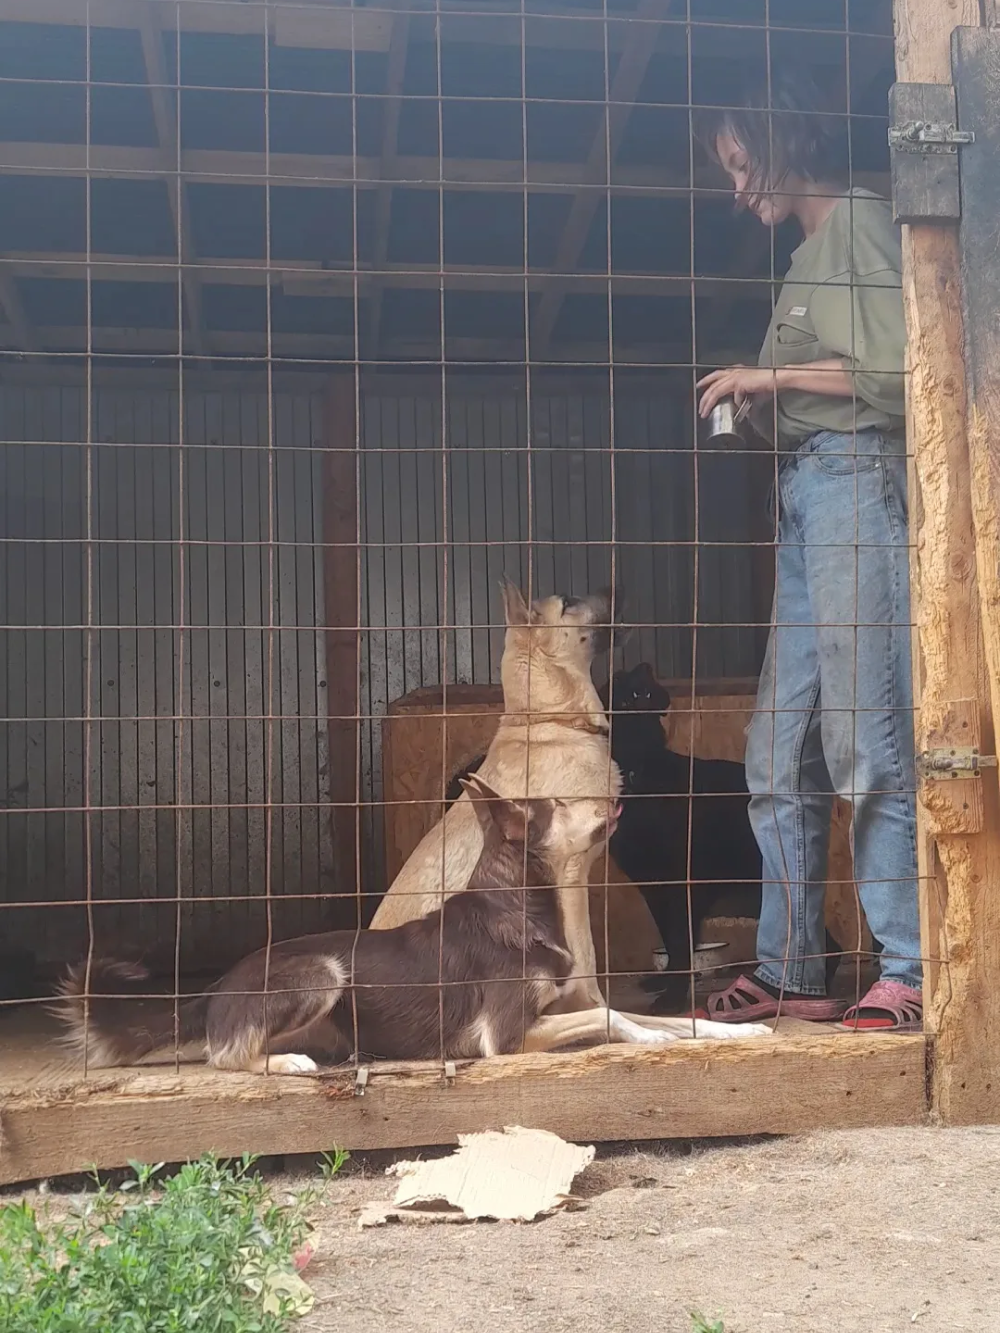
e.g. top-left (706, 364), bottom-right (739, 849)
top-left (746, 428), bottom-right (922, 994)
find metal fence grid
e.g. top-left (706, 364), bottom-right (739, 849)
top-left (0, 0), bottom-right (929, 1073)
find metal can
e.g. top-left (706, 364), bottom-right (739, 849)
top-left (703, 395), bottom-right (751, 446)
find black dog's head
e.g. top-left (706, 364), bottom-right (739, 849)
top-left (601, 662), bottom-right (672, 718)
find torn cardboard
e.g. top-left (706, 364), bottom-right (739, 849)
top-left (358, 1125), bottom-right (595, 1227)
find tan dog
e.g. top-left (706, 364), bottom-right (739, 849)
top-left (371, 580), bottom-right (624, 1013)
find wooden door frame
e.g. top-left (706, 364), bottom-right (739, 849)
top-left (895, 0), bottom-right (1000, 1122)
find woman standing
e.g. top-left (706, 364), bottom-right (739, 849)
top-left (695, 71), bottom-right (922, 1030)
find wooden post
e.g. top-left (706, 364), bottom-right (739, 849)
top-left (323, 374), bottom-right (362, 926)
top-left (952, 23), bottom-right (1000, 1113)
top-left (894, 0), bottom-right (1000, 1121)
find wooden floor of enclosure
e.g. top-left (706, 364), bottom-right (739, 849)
top-left (0, 1003), bottom-right (928, 1187)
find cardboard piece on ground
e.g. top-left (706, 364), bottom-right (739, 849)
top-left (358, 1125), bottom-right (595, 1227)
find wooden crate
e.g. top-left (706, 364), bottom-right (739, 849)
top-left (381, 679), bottom-right (871, 979)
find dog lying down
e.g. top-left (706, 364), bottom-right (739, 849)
top-left (55, 778), bottom-right (771, 1074)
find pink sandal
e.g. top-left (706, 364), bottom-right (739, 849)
top-left (840, 980), bottom-right (923, 1033)
top-left (704, 974), bottom-right (848, 1023)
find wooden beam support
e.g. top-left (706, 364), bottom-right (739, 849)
top-left (1, 255), bottom-right (784, 302)
top-left (135, 1), bottom-right (206, 357)
top-left (0, 0), bottom-right (886, 58)
top-left (1, 141), bottom-right (767, 194)
top-left (894, 0), bottom-right (1000, 1124)
top-left (0, 325), bottom-right (693, 365)
top-left (950, 21), bottom-right (1000, 1119)
top-left (323, 374), bottom-right (362, 925)
top-left (366, 12), bottom-right (411, 359)
top-left (530, 0), bottom-right (674, 359)
top-left (0, 1033), bottom-right (926, 1186)
top-left (0, 265), bottom-right (33, 352)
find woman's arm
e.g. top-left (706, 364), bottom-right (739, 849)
top-left (697, 358), bottom-right (872, 419)
top-left (696, 360), bottom-right (851, 417)
top-left (775, 359), bottom-right (854, 397)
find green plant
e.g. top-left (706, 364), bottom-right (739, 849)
top-left (690, 1314), bottom-right (726, 1333)
top-left (0, 1151), bottom-right (344, 1332)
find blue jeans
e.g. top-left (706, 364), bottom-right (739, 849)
top-left (747, 429), bottom-right (921, 995)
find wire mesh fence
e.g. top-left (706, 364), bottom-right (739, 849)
top-left (0, 0), bottom-right (930, 1079)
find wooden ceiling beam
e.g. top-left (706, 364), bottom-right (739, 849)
top-left (529, 0), bottom-right (675, 359)
top-left (135, 0), bottom-right (207, 357)
top-left (0, 325), bottom-right (693, 365)
top-left (3, 255), bottom-right (777, 303)
top-left (0, 141), bottom-right (751, 193)
top-left (366, 12), bottom-right (411, 359)
top-left (0, 267), bottom-right (33, 352)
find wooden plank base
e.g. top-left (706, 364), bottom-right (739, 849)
top-left (0, 1031), bottom-right (927, 1187)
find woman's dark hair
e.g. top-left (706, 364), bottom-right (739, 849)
top-left (699, 69), bottom-right (850, 209)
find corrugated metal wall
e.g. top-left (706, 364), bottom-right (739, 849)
top-left (0, 382), bottom-right (334, 970)
top-left (1, 374), bottom-right (761, 965)
top-left (358, 376), bottom-right (762, 895)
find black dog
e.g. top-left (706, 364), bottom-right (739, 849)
top-left (599, 663), bottom-right (840, 1011)
top-left (598, 663), bottom-right (762, 1010)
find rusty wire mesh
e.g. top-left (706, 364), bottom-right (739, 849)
top-left (0, 0), bottom-right (932, 1077)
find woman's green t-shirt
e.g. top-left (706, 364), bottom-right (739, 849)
top-left (752, 187), bottom-right (906, 447)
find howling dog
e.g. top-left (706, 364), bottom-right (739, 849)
top-left (55, 775), bottom-right (770, 1071)
top-left (369, 580), bottom-right (625, 1013)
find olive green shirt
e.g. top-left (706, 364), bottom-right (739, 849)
top-left (753, 188), bottom-right (906, 447)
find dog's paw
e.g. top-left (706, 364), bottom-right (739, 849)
top-left (611, 1013), bottom-right (679, 1046)
top-left (267, 1053), bottom-right (319, 1075)
top-left (700, 1020), bottom-right (773, 1041)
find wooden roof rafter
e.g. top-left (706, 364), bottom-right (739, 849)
top-left (366, 9), bottom-right (411, 359)
top-left (0, 267), bottom-right (34, 352)
top-left (529, 0), bottom-right (676, 360)
top-left (134, 0), bottom-right (208, 357)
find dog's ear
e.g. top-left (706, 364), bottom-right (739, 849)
top-left (464, 781), bottom-right (532, 845)
top-left (500, 577), bottom-right (531, 627)
top-left (635, 661), bottom-right (656, 683)
top-left (459, 775), bottom-right (524, 841)
top-left (460, 773), bottom-right (500, 802)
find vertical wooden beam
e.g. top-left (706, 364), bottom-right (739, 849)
top-left (894, 0), bottom-right (999, 1122)
top-left (324, 374), bottom-right (362, 925)
top-left (366, 12), bottom-right (410, 358)
top-left (530, 0), bottom-right (674, 359)
top-left (0, 267), bottom-right (33, 351)
top-left (135, 0), bottom-right (207, 357)
top-left (951, 21), bottom-right (1000, 1113)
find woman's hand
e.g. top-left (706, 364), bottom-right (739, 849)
top-left (696, 365), bottom-right (781, 419)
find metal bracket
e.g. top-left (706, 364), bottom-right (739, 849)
top-left (916, 747), bottom-right (998, 780)
top-left (888, 120), bottom-right (975, 154)
top-left (354, 1066), bottom-right (370, 1096)
top-left (442, 1060), bottom-right (457, 1085)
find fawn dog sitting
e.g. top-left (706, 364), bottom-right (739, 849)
top-left (369, 579), bottom-right (624, 1014)
top-left (55, 775), bottom-right (770, 1072)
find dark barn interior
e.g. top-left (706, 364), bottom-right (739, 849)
top-left (0, 0), bottom-right (894, 985)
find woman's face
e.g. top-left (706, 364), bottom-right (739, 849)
top-left (714, 131), bottom-right (794, 227)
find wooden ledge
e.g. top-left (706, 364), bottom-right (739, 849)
top-left (0, 1033), bottom-right (927, 1186)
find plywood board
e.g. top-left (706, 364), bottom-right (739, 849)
top-left (381, 682), bottom-right (870, 974)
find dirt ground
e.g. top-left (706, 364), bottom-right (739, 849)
top-left (284, 1126), bottom-right (1000, 1333)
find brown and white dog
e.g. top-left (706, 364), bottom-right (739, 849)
top-left (54, 775), bottom-right (769, 1073)
top-left (369, 580), bottom-right (625, 1013)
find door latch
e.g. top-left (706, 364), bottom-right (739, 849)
top-left (916, 747), bottom-right (997, 780)
top-left (888, 120), bottom-right (975, 154)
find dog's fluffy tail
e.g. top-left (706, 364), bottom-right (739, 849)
top-left (52, 958), bottom-right (209, 1067)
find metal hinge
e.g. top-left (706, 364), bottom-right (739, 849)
top-left (916, 747), bottom-right (998, 780)
top-left (888, 120), bottom-right (975, 154)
